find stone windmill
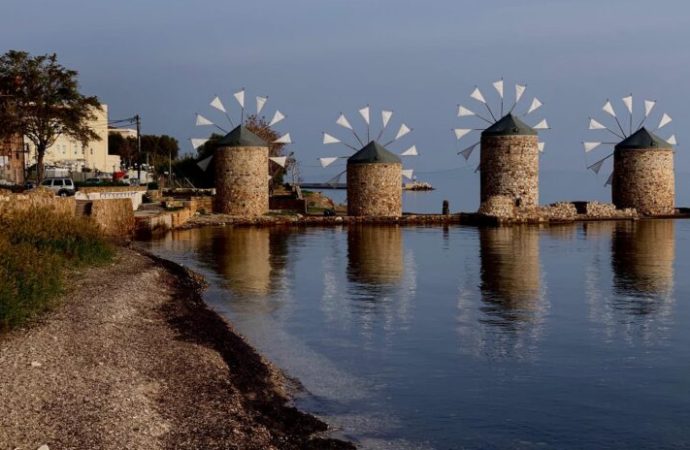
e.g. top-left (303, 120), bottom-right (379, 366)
top-left (454, 79), bottom-right (549, 208)
top-left (319, 106), bottom-right (418, 217)
top-left (191, 89), bottom-right (292, 216)
top-left (584, 95), bottom-right (676, 216)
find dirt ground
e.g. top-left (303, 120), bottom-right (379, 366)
top-left (0, 247), bottom-right (354, 450)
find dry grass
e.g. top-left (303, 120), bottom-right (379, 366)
top-left (0, 207), bottom-right (114, 330)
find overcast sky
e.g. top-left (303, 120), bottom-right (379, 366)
top-left (2, 0), bottom-right (689, 183)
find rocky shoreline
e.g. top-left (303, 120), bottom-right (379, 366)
top-left (0, 247), bottom-right (354, 450)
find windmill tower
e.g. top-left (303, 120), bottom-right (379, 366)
top-left (320, 106), bottom-right (418, 217)
top-left (192, 89), bottom-right (291, 216)
top-left (455, 79), bottom-right (549, 208)
top-left (584, 95), bottom-right (676, 216)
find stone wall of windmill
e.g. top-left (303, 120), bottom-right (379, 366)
top-left (215, 145), bottom-right (269, 216)
top-left (347, 162), bottom-right (402, 216)
top-left (479, 115), bottom-right (540, 208)
top-left (612, 146), bottom-right (675, 216)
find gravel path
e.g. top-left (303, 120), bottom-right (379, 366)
top-left (0, 247), bottom-right (353, 450)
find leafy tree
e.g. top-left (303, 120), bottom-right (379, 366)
top-left (107, 134), bottom-right (137, 167)
top-left (0, 50), bottom-right (101, 182)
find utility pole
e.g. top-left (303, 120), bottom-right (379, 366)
top-left (135, 114), bottom-right (142, 183)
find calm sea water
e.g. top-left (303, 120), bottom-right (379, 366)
top-left (142, 219), bottom-right (690, 449)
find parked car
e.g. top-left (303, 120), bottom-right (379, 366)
top-left (40, 177), bottom-right (76, 196)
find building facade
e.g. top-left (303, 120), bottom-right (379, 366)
top-left (0, 133), bottom-right (25, 184)
top-left (26, 104), bottom-right (121, 174)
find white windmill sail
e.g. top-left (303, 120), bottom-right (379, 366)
top-left (195, 114), bottom-right (215, 126)
top-left (210, 96), bottom-right (226, 113)
top-left (470, 87), bottom-right (486, 104)
top-left (359, 106), bottom-right (370, 125)
top-left (400, 145), bottom-right (418, 156)
top-left (538, 142), bottom-right (545, 153)
top-left (319, 157), bottom-right (340, 168)
top-left (269, 110), bottom-right (285, 126)
top-left (454, 128), bottom-right (472, 140)
top-left (589, 118), bottom-right (606, 130)
top-left (190, 138), bottom-right (210, 151)
top-left (402, 169), bottom-right (414, 180)
top-left (233, 89), bottom-right (245, 108)
top-left (527, 98), bottom-right (543, 114)
top-left (256, 96), bottom-right (268, 114)
top-left (395, 123), bottom-right (411, 140)
top-left (658, 113), bottom-right (672, 129)
top-left (458, 142), bottom-right (479, 160)
top-left (457, 105), bottom-right (475, 117)
top-left (588, 157), bottom-right (608, 174)
top-left (605, 172), bottom-right (614, 186)
top-left (667, 134), bottom-right (677, 146)
top-left (273, 133), bottom-right (291, 144)
top-left (323, 133), bottom-right (340, 144)
top-left (533, 119), bottom-right (549, 130)
top-left (644, 100), bottom-right (656, 117)
top-left (493, 79), bottom-right (504, 98)
top-left (336, 113), bottom-right (353, 130)
top-left (381, 110), bottom-right (393, 128)
top-left (269, 156), bottom-right (287, 167)
top-left (602, 100), bottom-right (616, 117)
top-left (197, 155), bottom-right (213, 171)
top-left (583, 142), bottom-right (602, 152)
top-left (622, 95), bottom-right (633, 114)
top-left (515, 84), bottom-right (526, 102)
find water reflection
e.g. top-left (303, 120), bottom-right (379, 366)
top-left (586, 220), bottom-right (676, 344)
top-left (612, 220), bottom-right (675, 299)
top-left (341, 225), bottom-right (416, 340)
top-left (479, 226), bottom-right (544, 325)
top-left (458, 226), bottom-right (546, 360)
top-left (347, 225), bottom-right (404, 287)
top-left (198, 227), bottom-right (292, 301)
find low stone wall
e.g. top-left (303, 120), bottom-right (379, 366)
top-left (78, 186), bottom-right (147, 194)
top-left (74, 188), bottom-right (146, 211)
top-left (582, 201), bottom-right (637, 218)
top-left (88, 199), bottom-right (135, 238)
top-left (189, 196), bottom-right (214, 214)
top-left (478, 196), bottom-right (636, 224)
top-left (269, 196), bottom-right (307, 213)
top-left (0, 189), bottom-right (76, 218)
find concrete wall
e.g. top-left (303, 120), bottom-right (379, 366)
top-left (347, 163), bottom-right (402, 217)
top-left (612, 148), bottom-right (675, 216)
top-left (214, 146), bottom-right (268, 216)
top-left (480, 135), bottom-right (539, 207)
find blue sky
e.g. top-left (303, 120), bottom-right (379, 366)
top-left (2, 0), bottom-right (689, 186)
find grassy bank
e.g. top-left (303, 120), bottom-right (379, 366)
top-left (0, 207), bottom-right (113, 331)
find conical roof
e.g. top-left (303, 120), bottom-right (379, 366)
top-left (615, 127), bottom-right (672, 151)
top-left (347, 141), bottom-right (402, 165)
top-left (482, 113), bottom-right (537, 137)
top-left (216, 125), bottom-right (268, 147)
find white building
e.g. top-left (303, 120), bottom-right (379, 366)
top-left (26, 104), bottom-right (121, 174)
